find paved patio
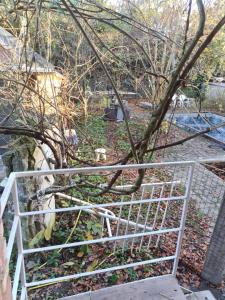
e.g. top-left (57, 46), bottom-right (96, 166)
top-left (130, 104), bottom-right (225, 226)
top-left (161, 125), bottom-right (225, 227)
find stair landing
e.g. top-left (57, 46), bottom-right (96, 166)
top-left (59, 275), bottom-right (186, 300)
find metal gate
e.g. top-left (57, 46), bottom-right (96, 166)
top-left (0, 161), bottom-right (194, 299)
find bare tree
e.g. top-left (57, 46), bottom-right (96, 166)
top-left (0, 0), bottom-right (224, 198)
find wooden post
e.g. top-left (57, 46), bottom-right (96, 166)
top-left (0, 219), bottom-right (12, 300)
top-left (202, 192), bottom-right (225, 285)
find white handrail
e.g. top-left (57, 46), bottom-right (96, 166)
top-left (1, 158), bottom-right (224, 299)
top-left (0, 172), bottom-right (16, 218)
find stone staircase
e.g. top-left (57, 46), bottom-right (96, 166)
top-left (185, 290), bottom-right (216, 300)
top-left (58, 275), bottom-right (216, 300)
top-left (59, 275), bottom-right (186, 300)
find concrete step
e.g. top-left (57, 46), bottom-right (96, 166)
top-left (185, 290), bottom-right (216, 300)
top-left (59, 275), bottom-right (187, 300)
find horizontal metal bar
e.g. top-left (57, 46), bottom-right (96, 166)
top-left (6, 216), bottom-right (19, 262)
top-left (116, 180), bottom-right (182, 189)
top-left (14, 161), bottom-right (195, 178)
top-left (19, 195), bottom-right (185, 217)
top-left (12, 254), bottom-right (22, 300)
top-left (25, 255), bottom-right (175, 288)
top-left (0, 172), bottom-right (16, 218)
top-left (12, 156), bottom-right (225, 179)
top-left (23, 227), bottom-right (180, 255)
top-left (199, 157), bottom-right (225, 163)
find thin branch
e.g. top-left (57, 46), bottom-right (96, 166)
top-left (180, 14), bottom-right (225, 80)
top-left (148, 121), bottom-right (225, 153)
top-left (182, 0), bottom-right (192, 55)
top-left (61, 0), bottom-right (139, 163)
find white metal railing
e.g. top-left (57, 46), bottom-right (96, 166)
top-left (2, 159), bottom-right (220, 300)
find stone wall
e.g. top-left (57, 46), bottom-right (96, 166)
top-left (2, 138), bottom-right (56, 242)
top-left (0, 219), bottom-right (12, 300)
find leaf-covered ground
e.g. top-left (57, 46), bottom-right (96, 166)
top-left (26, 182), bottom-right (212, 299)
top-left (27, 215), bottom-right (210, 299)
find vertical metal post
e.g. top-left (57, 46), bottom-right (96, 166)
top-left (172, 164), bottom-right (194, 275)
top-left (11, 180), bottom-right (28, 300)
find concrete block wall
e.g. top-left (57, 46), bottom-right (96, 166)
top-left (0, 219), bottom-right (12, 300)
top-left (0, 156), bottom-right (6, 180)
top-left (201, 193), bottom-right (225, 285)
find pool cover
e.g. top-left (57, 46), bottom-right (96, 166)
top-left (171, 112), bottom-right (225, 146)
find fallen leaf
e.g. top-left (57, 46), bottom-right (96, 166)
top-left (87, 259), bottom-right (99, 272)
top-left (62, 262), bottom-right (75, 267)
top-left (86, 231), bottom-right (93, 240)
top-left (77, 251), bottom-right (84, 258)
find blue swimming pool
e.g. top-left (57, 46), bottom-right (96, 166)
top-left (171, 112), bottom-right (225, 146)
